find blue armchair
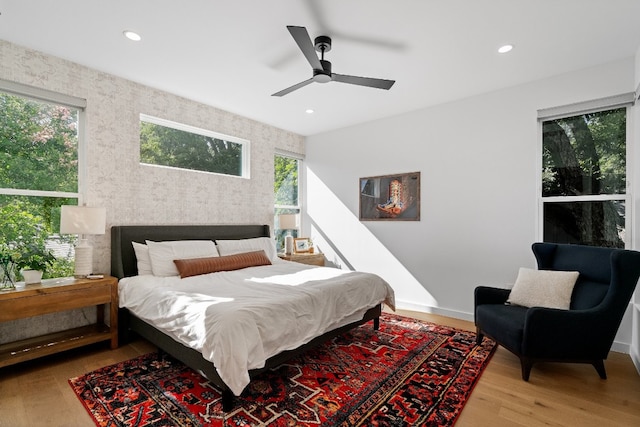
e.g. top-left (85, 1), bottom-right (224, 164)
top-left (475, 243), bottom-right (640, 381)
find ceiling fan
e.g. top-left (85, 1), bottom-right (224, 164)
top-left (272, 26), bottom-right (396, 97)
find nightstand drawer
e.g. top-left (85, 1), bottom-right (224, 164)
top-left (0, 281), bottom-right (111, 320)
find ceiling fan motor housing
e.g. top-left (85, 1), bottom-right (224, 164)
top-left (313, 59), bottom-right (332, 83)
top-left (314, 35), bottom-right (332, 53)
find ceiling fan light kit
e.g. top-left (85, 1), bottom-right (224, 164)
top-left (272, 26), bottom-right (395, 97)
top-left (313, 60), bottom-right (332, 83)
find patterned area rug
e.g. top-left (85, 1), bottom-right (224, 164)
top-left (69, 313), bottom-right (496, 426)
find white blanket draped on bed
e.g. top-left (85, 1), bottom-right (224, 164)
top-left (118, 260), bottom-right (395, 395)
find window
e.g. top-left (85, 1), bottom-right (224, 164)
top-left (140, 114), bottom-right (249, 178)
top-left (539, 96), bottom-right (631, 248)
top-left (274, 153), bottom-right (301, 251)
top-left (0, 80), bottom-right (85, 278)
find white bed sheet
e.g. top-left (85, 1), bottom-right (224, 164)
top-left (118, 261), bottom-right (395, 395)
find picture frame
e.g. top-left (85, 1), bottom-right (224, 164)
top-left (294, 237), bottom-right (311, 253)
top-left (359, 171), bottom-right (420, 221)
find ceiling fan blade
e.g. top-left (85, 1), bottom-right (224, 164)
top-left (272, 78), bottom-right (314, 97)
top-left (305, 2), bottom-right (404, 52)
top-left (332, 73), bottom-right (395, 90)
top-left (287, 26), bottom-right (322, 70)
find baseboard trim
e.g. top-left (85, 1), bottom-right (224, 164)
top-left (395, 298), bottom-right (632, 355)
top-left (611, 341), bottom-right (630, 354)
top-left (631, 345), bottom-right (640, 374)
top-left (394, 299), bottom-right (474, 322)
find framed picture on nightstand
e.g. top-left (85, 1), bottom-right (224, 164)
top-left (294, 237), bottom-right (311, 253)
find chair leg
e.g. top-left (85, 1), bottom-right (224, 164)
top-left (592, 360), bottom-right (607, 379)
top-left (521, 357), bottom-right (533, 381)
top-left (475, 327), bottom-right (484, 345)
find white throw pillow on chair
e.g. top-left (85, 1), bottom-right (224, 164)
top-left (506, 268), bottom-right (579, 310)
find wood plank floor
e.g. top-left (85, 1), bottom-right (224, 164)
top-left (0, 310), bottom-right (638, 426)
top-left (402, 310), bottom-right (640, 427)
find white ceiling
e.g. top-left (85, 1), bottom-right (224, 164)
top-left (2, 0), bottom-right (640, 136)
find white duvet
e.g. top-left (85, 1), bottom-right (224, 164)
top-left (118, 260), bottom-right (395, 395)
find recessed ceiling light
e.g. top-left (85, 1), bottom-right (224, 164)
top-left (123, 30), bottom-right (142, 42)
top-left (305, 109), bottom-right (314, 114)
top-left (498, 44), bottom-right (513, 54)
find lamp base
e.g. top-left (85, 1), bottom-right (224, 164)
top-left (284, 235), bottom-right (294, 255)
top-left (74, 243), bottom-right (93, 278)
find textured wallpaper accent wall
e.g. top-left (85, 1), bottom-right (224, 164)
top-left (0, 40), bottom-right (303, 342)
top-left (0, 40), bottom-right (304, 275)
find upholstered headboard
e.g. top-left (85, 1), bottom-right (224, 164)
top-left (110, 224), bottom-right (271, 279)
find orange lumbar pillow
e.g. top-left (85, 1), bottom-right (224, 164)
top-left (173, 250), bottom-right (272, 278)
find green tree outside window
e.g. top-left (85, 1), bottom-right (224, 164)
top-left (0, 93), bottom-right (78, 279)
top-left (542, 108), bottom-right (626, 248)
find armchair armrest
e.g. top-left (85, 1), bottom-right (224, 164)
top-left (475, 286), bottom-right (511, 306)
top-left (523, 307), bottom-right (612, 359)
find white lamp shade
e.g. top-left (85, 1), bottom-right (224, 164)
top-left (60, 206), bottom-right (106, 235)
top-left (279, 214), bottom-right (299, 230)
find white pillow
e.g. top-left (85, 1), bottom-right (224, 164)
top-left (507, 267), bottom-right (579, 310)
top-left (215, 237), bottom-right (277, 262)
top-left (145, 240), bottom-right (219, 277)
top-left (132, 242), bottom-right (153, 275)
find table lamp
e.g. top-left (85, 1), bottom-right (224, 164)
top-left (60, 205), bottom-right (106, 278)
top-left (278, 214), bottom-right (299, 255)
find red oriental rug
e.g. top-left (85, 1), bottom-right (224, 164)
top-left (69, 313), bottom-right (496, 426)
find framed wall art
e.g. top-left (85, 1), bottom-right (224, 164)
top-left (359, 171), bottom-right (420, 221)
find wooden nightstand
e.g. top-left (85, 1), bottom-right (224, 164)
top-left (0, 276), bottom-right (118, 368)
top-left (279, 252), bottom-right (325, 266)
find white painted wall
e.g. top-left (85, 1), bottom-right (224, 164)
top-left (306, 57), bottom-right (637, 352)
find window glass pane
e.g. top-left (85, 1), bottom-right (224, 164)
top-left (542, 108), bottom-right (626, 197)
top-left (0, 92), bottom-right (78, 192)
top-left (274, 154), bottom-right (300, 252)
top-left (543, 200), bottom-right (625, 248)
top-left (140, 120), bottom-right (243, 176)
top-left (0, 195), bottom-right (77, 279)
top-left (274, 155), bottom-right (298, 206)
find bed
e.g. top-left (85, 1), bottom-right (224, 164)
top-left (111, 224), bottom-right (395, 410)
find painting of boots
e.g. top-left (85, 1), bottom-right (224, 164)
top-left (359, 172), bottom-right (420, 221)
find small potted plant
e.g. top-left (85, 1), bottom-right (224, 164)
top-left (15, 243), bottom-right (56, 284)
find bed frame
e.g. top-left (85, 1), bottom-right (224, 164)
top-left (110, 224), bottom-right (381, 411)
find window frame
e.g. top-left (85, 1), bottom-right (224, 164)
top-left (0, 80), bottom-right (85, 278)
top-left (536, 94), bottom-right (634, 248)
top-left (0, 79), bottom-right (86, 203)
top-left (274, 151), bottom-right (304, 250)
top-left (139, 114), bottom-right (250, 179)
